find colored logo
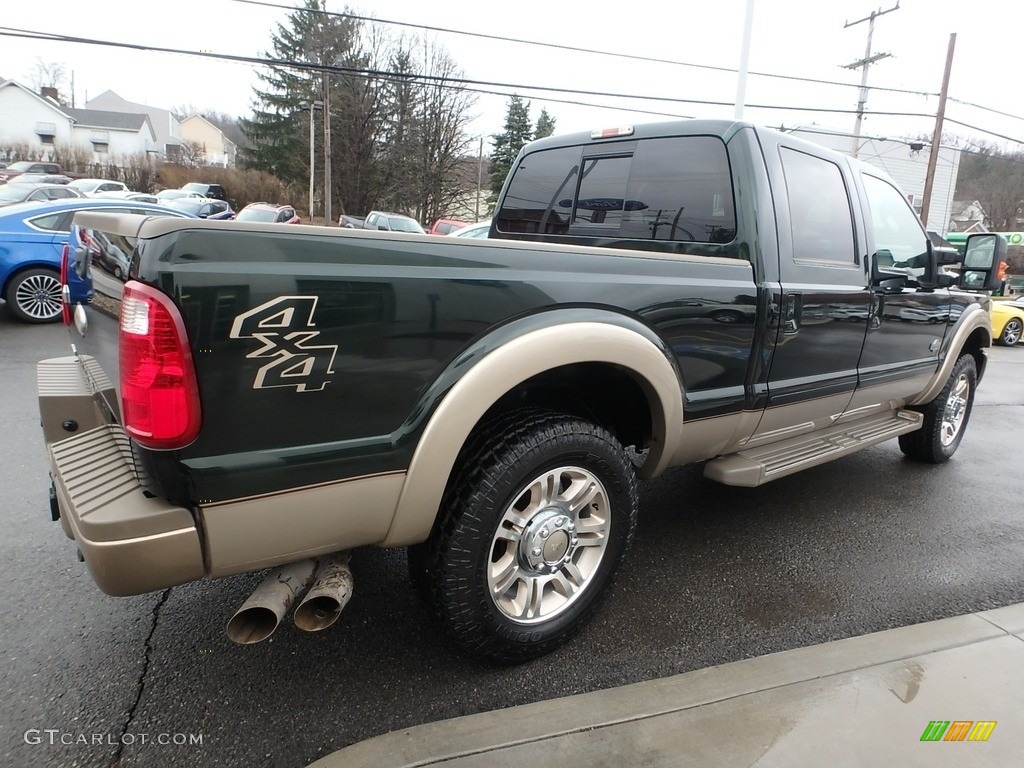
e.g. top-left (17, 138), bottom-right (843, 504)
top-left (920, 720), bottom-right (997, 742)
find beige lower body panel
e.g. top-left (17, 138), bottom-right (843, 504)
top-left (48, 424), bottom-right (205, 596)
top-left (199, 472), bottom-right (406, 578)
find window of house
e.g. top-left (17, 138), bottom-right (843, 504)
top-left (38, 135), bottom-right (55, 146)
top-left (94, 143), bottom-right (109, 154)
top-left (779, 147), bottom-right (857, 265)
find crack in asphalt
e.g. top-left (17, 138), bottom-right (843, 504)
top-left (110, 588), bottom-right (171, 767)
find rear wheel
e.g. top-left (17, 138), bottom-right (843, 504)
top-left (899, 353), bottom-right (977, 463)
top-left (5, 268), bottom-right (62, 323)
top-left (421, 410), bottom-right (638, 663)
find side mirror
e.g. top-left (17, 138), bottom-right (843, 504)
top-left (871, 249), bottom-right (908, 294)
top-left (959, 233), bottom-right (1007, 292)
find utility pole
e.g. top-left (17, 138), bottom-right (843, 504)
top-left (843, 2), bottom-right (899, 157)
top-left (475, 136), bottom-right (484, 221)
top-left (920, 33), bottom-right (956, 230)
top-left (322, 73), bottom-right (332, 227)
top-left (734, 0), bottom-right (756, 119)
top-left (299, 100), bottom-right (323, 221)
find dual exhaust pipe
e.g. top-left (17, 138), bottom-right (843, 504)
top-left (226, 552), bottom-right (354, 645)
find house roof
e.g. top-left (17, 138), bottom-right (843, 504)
top-left (85, 91), bottom-right (182, 148)
top-left (64, 107), bottom-right (149, 131)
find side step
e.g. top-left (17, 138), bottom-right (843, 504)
top-left (703, 409), bottom-right (923, 487)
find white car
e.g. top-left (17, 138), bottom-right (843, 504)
top-left (67, 178), bottom-right (130, 197)
top-left (447, 220), bottom-right (491, 239)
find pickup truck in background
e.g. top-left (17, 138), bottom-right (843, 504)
top-left (338, 210), bottom-right (426, 234)
top-left (0, 161), bottom-right (85, 183)
top-left (37, 119), bottom-right (1005, 663)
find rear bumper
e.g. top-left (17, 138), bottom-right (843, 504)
top-left (38, 356), bottom-right (204, 596)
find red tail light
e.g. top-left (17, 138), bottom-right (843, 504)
top-left (119, 281), bottom-right (201, 449)
top-left (60, 243), bottom-right (72, 326)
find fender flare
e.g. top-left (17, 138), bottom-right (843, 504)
top-left (382, 315), bottom-right (684, 546)
top-left (907, 302), bottom-right (991, 407)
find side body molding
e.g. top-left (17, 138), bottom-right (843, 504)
top-left (382, 318), bottom-right (685, 546)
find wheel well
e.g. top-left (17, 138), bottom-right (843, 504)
top-left (477, 362), bottom-right (654, 451)
top-left (962, 326), bottom-right (990, 381)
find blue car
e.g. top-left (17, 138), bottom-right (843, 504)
top-left (0, 198), bottom-right (195, 323)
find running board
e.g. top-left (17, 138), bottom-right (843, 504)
top-left (703, 409), bottom-right (924, 487)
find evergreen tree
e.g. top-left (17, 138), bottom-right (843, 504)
top-left (489, 95), bottom-right (533, 200)
top-left (534, 108), bottom-right (556, 140)
top-left (240, 0), bottom-right (361, 193)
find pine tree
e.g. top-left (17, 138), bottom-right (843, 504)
top-left (489, 95), bottom-right (533, 200)
top-left (534, 108), bottom-right (556, 139)
top-left (239, 0), bottom-right (361, 192)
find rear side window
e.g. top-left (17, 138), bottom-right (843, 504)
top-left (496, 136), bottom-right (736, 245)
top-left (779, 147), bottom-right (857, 266)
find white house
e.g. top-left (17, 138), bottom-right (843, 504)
top-left (790, 126), bottom-right (961, 235)
top-left (0, 80), bottom-right (157, 163)
top-left (179, 115), bottom-right (237, 167)
top-left (85, 90), bottom-right (182, 159)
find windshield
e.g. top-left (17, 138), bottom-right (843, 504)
top-left (170, 200), bottom-right (205, 215)
top-left (388, 216), bottom-right (424, 234)
top-left (6, 162), bottom-right (34, 172)
top-left (181, 183), bottom-right (207, 193)
top-left (236, 207), bottom-right (277, 223)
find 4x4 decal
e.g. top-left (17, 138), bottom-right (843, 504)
top-left (230, 296), bottom-right (338, 392)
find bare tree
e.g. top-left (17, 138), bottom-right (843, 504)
top-left (178, 141), bottom-right (207, 168)
top-left (29, 59), bottom-right (69, 104)
top-left (956, 144), bottom-right (1024, 231)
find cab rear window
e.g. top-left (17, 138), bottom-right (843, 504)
top-left (496, 136), bottom-right (736, 246)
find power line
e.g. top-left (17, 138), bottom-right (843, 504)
top-left (0, 26), bottom-right (931, 117)
top-left (226, 0), bottom-right (939, 99)
top-left (2, 25), bottom-right (1021, 147)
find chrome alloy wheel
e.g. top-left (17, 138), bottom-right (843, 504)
top-left (1002, 319), bottom-right (1022, 346)
top-left (487, 466), bottom-right (610, 624)
top-left (14, 271), bottom-right (63, 321)
top-left (940, 372), bottom-right (971, 447)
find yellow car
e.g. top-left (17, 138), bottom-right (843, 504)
top-left (991, 299), bottom-right (1024, 346)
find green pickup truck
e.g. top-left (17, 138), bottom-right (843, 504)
top-left (37, 119), bottom-right (1005, 662)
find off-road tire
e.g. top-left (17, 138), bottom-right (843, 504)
top-left (419, 409), bottom-right (638, 663)
top-left (899, 353), bottom-right (977, 463)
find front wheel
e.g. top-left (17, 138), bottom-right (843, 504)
top-left (422, 410), bottom-right (638, 663)
top-left (899, 353), bottom-right (977, 463)
top-left (997, 318), bottom-right (1022, 346)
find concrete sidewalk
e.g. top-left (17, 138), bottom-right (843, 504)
top-left (310, 604), bottom-right (1024, 767)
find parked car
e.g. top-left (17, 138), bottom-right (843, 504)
top-left (9, 173), bottom-right (74, 186)
top-left (155, 189), bottom-right (200, 203)
top-left (427, 218), bottom-right (468, 235)
top-left (341, 210), bottom-right (425, 234)
top-left (166, 197), bottom-right (235, 220)
top-left (180, 182), bottom-right (228, 201)
top-left (235, 202), bottom-right (301, 224)
top-left (0, 183), bottom-right (83, 207)
top-left (0, 161), bottom-right (81, 183)
top-left (68, 178), bottom-right (131, 197)
top-left (0, 198), bottom-right (194, 323)
top-left (991, 300), bottom-right (1024, 346)
top-left (448, 220), bottom-right (491, 239)
top-left (93, 191), bottom-right (161, 204)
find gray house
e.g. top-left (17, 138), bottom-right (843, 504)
top-left (85, 90), bottom-right (182, 159)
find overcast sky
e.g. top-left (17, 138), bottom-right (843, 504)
top-left (1, 0), bottom-right (1021, 151)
